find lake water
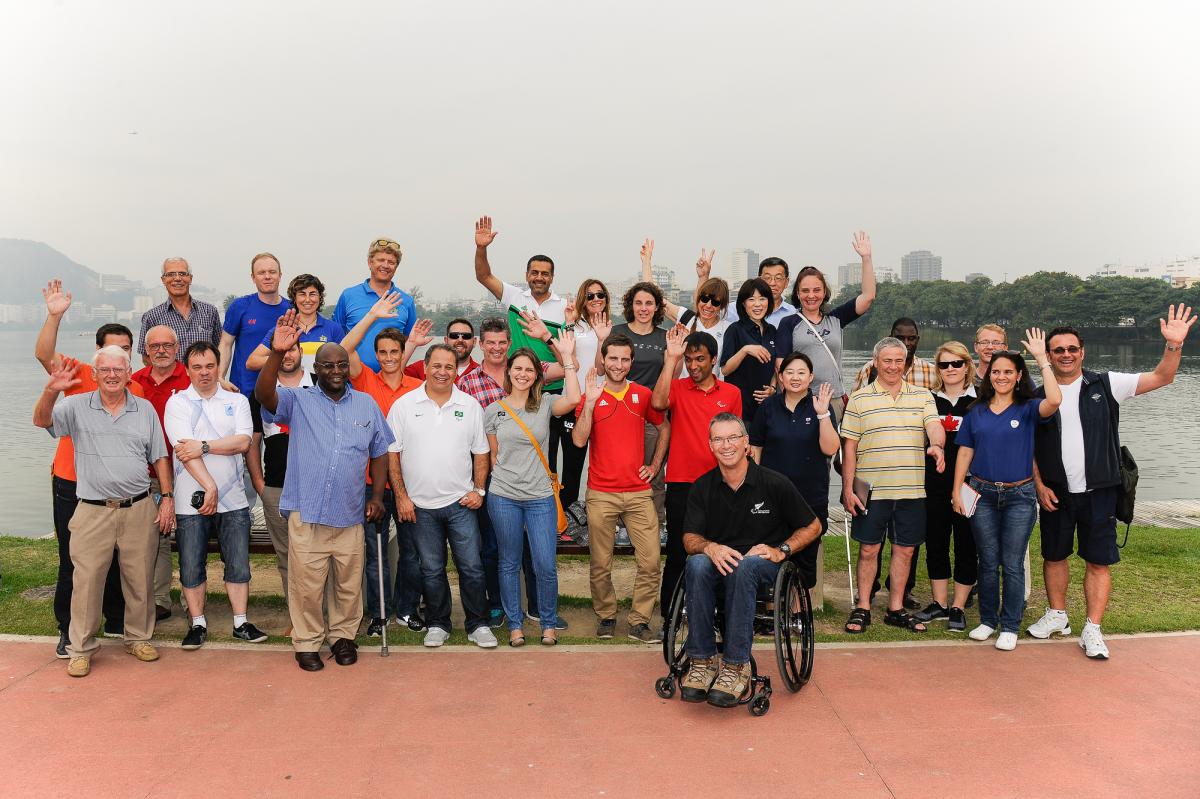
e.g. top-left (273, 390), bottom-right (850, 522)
top-left (1, 330), bottom-right (1197, 536)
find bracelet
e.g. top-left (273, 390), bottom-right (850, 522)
top-left (1038, 362), bottom-right (1052, 369)
top-left (816, 412), bottom-right (830, 420)
top-left (1166, 344), bottom-right (1182, 352)
top-left (563, 364), bottom-right (577, 370)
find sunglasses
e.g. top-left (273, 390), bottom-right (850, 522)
top-left (371, 239), bottom-right (400, 250)
top-left (447, 332), bottom-right (474, 341)
top-left (698, 293), bottom-right (722, 305)
top-left (1050, 345), bottom-right (1082, 355)
top-left (937, 359), bottom-right (967, 369)
top-left (585, 291), bottom-right (607, 301)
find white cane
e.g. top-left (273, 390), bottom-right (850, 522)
top-left (376, 522), bottom-right (389, 657)
top-left (843, 517), bottom-right (855, 606)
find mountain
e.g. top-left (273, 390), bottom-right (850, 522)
top-left (0, 239), bottom-right (111, 306)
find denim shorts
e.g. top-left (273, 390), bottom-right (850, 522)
top-left (175, 508), bottom-right (252, 588)
top-left (850, 498), bottom-right (926, 547)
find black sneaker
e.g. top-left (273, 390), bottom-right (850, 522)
top-left (232, 622), bottom-right (268, 643)
top-left (915, 602), bottom-right (949, 623)
top-left (155, 604), bottom-right (172, 622)
top-left (903, 594), bottom-right (921, 611)
top-left (396, 613), bottom-right (426, 632)
top-left (181, 625), bottom-right (207, 650)
top-left (947, 607), bottom-right (966, 632)
top-left (56, 631), bottom-right (69, 659)
top-left (366, 617), bottom-right (386, 637)
top-left (596, 618), bottom-right (616, 639)
top-left (628, 623), bottom-right (663, 643)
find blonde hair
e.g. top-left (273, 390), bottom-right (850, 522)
top-left (974, 323), bottom-right (1007, 344)
top-left (932, 340), bottom-right (974, 392)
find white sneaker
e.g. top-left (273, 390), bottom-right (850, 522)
top-left (1027, 608), bottom-right (1071, 639)
top-left (995, 632), bottom-right (1017, 651)
top-left (423, 627), bottom-right (450, 648)
top-left (1079, 622), bottom-right (1110, 660)
top-left (467, 626), bottom-right (498, 649)
top-left (969, 624), bottom-right (996, 641)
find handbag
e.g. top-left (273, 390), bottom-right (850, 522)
top-left (497, 400), bottom-right (569, 534)
top-left (1099, 375), bottom-right (1138, 547)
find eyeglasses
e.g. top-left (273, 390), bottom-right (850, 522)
top-left (585, 291), bottom-right (607, 301)
top-left (95, 367), bottom-right (128, 376)
top-left (698, 294), bottom-right (722, 306)
top-left (710, 434), bottom-right (746, 446)
top-left (162, 271), bottom-right (191, 279)
top-left (446, 332), bottom-right (474, 340)
top-left (1050, 345), bottom-right (1082, 355)
top-left (146, 342), bottom-right (177, 351)
top-left (976, 339), bottom-right (1005, 347)
top-left (760, 273), bottom-right (789, 284)
top-left (937, 359), bottom-right (967, 369)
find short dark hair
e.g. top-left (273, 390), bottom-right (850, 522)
top-left (1047, 326), bottom-right (1083, 348)
top-left (684, 331), bottom-right (718, 359)
top-left (758, 257), bottom-right (789, 278)
top-left (287, 273), bottom-right (326, 309)
top-left (527, 255), bottom-right (555, 275)
top-left (374, 327), bottom-right (407, 352)
top-left (736, 278), bottom-right (773, 321)
top-left (891, 317), bottom-right (919, 334)
top-left (95, 323), bottom-right (133, 348)
top-left (424, 343), bottom-right (456, 365)
top-left (601, 332), bottom-right (634, 358)
top-left (779, 352), bottom-right (814, 373)
top-left (622, 282), bottom-right (665, 328)
top-left (446, 318), bottom-right (475, 335)
top-left (479, 317), bottom-right (509, 338)
top-left (184, 341), bottom-right (219, 365)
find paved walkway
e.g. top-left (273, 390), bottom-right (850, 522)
top-left (1, 633), bottom-right (1197, 798)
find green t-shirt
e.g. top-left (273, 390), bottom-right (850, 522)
top-left (507, 305), bottom-right (564, 391)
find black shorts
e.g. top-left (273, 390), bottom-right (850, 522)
top-left (850, 498), bottom-right (926, 548)
top-left (1039, 486), bottom-right (1120, 566)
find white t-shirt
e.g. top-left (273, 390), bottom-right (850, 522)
top-left (386, 384), bottom-right (489, 509)
top-left (262, 373), bottom-right (313, 438)
top-left (572, 321), bottom-right (601, 373)
top-left (500, 282), bottom-right (568, 324)
top-left (1057, 371), bottom-right (1139, 493)
top-left (164, 386), bottom-right (254, 515)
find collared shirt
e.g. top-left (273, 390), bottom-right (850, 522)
top-left (664, 377), bottom-right (743, 484)
top-left (405, 357), bottom-right (479, 381)
top-left (726, 300), bottom-right (796, 329)
top-left (457, 367), bottom-right (507, 408)
top-left (683, 461), bottom-right (815, 553)
top-left (131, 361), bottom-right (191, 476)
top-left (852, 355), bottom-right (937, 392)
top-left (840, 380), bottom-right (938, 500)
top-left (250, 373), bottom-right (313, 488)
top-left (138, 298), bottom-right (222, 360)
top-left (269, 385), bottom-right (394, 527)
top-left (164, 386), bottom-right (254, 515)
top-left (222, 293), bottom-right (291, 394)
top-left (500, 282), bottom-right (567, 324)
top-left (258, 315), bottom-right (345, 375)
top-left (719, 318), bottom-right (778, 424)
top-left (748, 391), bottom-right (837, 508)
top-left (50, 390), bottom-right (167, 500)
top-left (386, 385), bottom-right (489, 509)
top-left (50, 354), bottom-right (146, 482)
top-left (332, 280), bottom-right (417, 372)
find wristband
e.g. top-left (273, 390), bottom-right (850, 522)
top-left (1166, 344), bottom-right (1182, 352)
top-left (816, 412), bottom-right (830, 420)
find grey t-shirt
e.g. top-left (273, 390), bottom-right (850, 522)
top-left (483, 399), bottom-right (557, 500)
top-left (611, 323), bottom-right (667, 390)
top-left (775, 300), bottom-right (862, 398)
top-left (51, 390), bottom-right (168, 500)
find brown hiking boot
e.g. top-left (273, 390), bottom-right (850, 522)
top-left (680, 656), bottom-right (720, 702)
top-left (707, 661), bottom-right (752, 708)
top-left (67, 656), bottom-right (91, 678)
top-left (125, 642), bottom-right (159, 662)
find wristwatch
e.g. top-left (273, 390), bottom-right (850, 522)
top-left (473, 487), bottom-right (487, 497)
top-left (160, 492), bottom-right (174, 499)
top-left (778, 543), bottom-right (792, 556)
top-left (200, 441), bottom-right (210, 455)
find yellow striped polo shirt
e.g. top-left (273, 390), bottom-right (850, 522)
top-left (841, 380), bottom-right (938, 500)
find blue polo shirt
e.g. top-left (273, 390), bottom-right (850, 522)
top-left (956, 399), bottom-right (1042, 484)
top-left (223, 293), bottom-right (291, 394)
top-left (332, 279), bottom-right (417, 372)
top-left (719, 318), bottom-right (778, 424)
top-left (748, 391), bottom-right (835, 508)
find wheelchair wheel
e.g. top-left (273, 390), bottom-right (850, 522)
top-left (749, 692), bottom-right (771, 716)
top-left (655, 676), bottom-right (676, 699)
top-left (773, 561), bottom-right (815, 692)
top-left (661, 574), bottom-right (689, 670)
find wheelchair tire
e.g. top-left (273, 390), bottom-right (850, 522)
top-left (661, 573), bottom-right (689, 670)
top-left (749, 693), bottom-right (770, 716)
top-left (655, 676), bottom-right (676, 699)
top-left (774, 560), bottom-right (815, 692)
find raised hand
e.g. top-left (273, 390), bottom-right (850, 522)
top-left (555, 328), bottom-right (576, 359)
top-left (812, 382), bottom-right (833, 415)
top-left (564, 295), bottom-right (578, 325)
top-left (851, 231), bottom-right (872, 259)
top-left (590, 312), bottom-right (613, 343)
top-left (640, 238), bottom-right (655, 271)
top-left (1021, 327), bottom-right (1047, 361)
top-left (475, 215), bottom-right (499, 248)
top-left (516, 309), bottom-right (550, 342)
top-left (270, 309), bottom-right (301, 353)
top-left (369, 291), bottom-right (404, 320)
top-left (44, 359), bottom-right (81, 393)
top-left (1160, 303), bottom-right (1197, 346)
top-left (584, 367), bottom-right (604, 404)
top-left (42, 280), bottom-right (73, 316)
top-left (665, 324), bottom-right (688, 359)
top-left (696, 249), bottom-right (715, 280)
top-left (408, 318), bottom-right (434, 348)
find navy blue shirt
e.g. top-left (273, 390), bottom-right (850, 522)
top-left (748, 392), bottom-right (835, 509)
top-left (719, 318), bottom-right (777, 424)
top-left (956, 399), bottom-right (1042, 484)
top-left (223, 293), bottom-right (291, 395)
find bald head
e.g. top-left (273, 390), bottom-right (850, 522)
top-left (313, 342), bottom-right (350, 397)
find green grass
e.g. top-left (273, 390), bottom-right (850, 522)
top-left (2, 526), bottom-right (1196, 647)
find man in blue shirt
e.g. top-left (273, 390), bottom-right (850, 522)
top-left (218, 252), bottom-right (290, 395)
top-left (332, 238), bottom-right (417, 372)
top-left (255, 309), bottom-right (394, 672)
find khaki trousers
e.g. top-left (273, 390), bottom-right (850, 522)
top-left (586, 488), bottom-right (661, 626)
top-left (287, 513), bottom-right (363, 652)
top-left (150, 478), bottom-right (172, 608)
top-left (260, 486), bottom-right (290, 594)
top-left (642, 423), bottom-right (666, 524)
top-left (67, 498), bottom-right (157, 658)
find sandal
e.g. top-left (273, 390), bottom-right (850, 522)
top-left (844, 608), bottom-right (871, 634)
top-left (541, 629), bottom-right (558, 646)
top-left (509, 631), bottom-right (526, 647)
top-left (883, 609), bottom-right (927, 633)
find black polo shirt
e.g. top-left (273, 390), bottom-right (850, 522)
top-left (718, 318), bottom-right (778, 424)
top-left (748, 391), bottom-right (836, 509)
top-left (683, 461), bottom-right (815, 553)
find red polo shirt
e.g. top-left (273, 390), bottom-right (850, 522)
top-left (664, 377), bottom-right (743, 483)
top-left (131, 361), bottom-right (191, 423)
top-left (576, 382), bottom-right (664, 493)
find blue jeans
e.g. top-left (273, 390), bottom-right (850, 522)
top-left (363, 488), bottom-right (423, 620)
top-left (684, 554), bottom-right (780, 666)
top-left (410, 503), bottom-right (488, 633)
top-left (477, 478), bottom-right (539, 615)
top-left (487, 494), bottom-right (559, 631)
top-left (969, 480), bottom-right (1037, 633)
top-left (175, 508), bottom-right (251, 588)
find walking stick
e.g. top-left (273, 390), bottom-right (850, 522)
top-left (843, 516), bottom-right (855, 606)
top-left (376, 522), bottom-right (389, 657)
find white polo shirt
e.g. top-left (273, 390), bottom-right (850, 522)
top-left (500, 282), bottom-right (567, 324)
top-left (386, 384), bottom-right (489, 510)
top-left (164, 385), bottom-right (253, 515)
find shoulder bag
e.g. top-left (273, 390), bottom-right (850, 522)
top-left (497, 400), bottom-right (569, 534)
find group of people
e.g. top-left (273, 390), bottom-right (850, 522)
top-left (32, 222), bottom-right (1195, 707)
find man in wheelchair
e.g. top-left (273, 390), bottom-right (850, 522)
top-left (679, 412), bottom-right (822, 707)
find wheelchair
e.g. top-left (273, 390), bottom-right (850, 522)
top-left (654, 559), bottom-right (815, 716)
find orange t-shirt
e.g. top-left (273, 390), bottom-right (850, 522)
top-left (50, 354), bottom-right (146, 482)
top-left (351, 366), bottom-right (421, 484)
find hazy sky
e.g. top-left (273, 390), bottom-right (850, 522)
top-left (4, 2), bottom-right (1199, 299)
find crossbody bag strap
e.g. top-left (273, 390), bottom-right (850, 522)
top-left (497, 400), bottom-right (555, 484)
top-left (798, 313), bottom-right (840, 372)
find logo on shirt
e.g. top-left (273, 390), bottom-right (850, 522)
top-left (224, 404), bottom-right (234, 416)
top-left (454, 410), bottom-right (464, 419)
top-left (1010, 419), bottom-right (1020, 429)
top-left (598, 400), bottom-right (609, 407)
top-left (631, 394), bottom-right (640, 404)
top-left (750, 502), bottom-right (770, 515)
top-left (716, 401), bottom-right (728, 408)
top-left (1090, 392), bottom-right (1103, 402)
top-left (248, 319), bottom-right (257, 325)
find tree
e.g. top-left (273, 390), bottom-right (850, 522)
top-left (223, 294), bottom-right (237, 311)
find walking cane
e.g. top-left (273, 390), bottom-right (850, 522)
top-left (376, 521), bottom-right (389, 657)
top-left (843, 516), bottom-right (856, 606)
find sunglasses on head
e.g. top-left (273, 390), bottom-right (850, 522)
top-left (585, 291), bottom-right (607, 301)
top-left (698, 293), bottom-right (722, 305)
top-left (1050, 345), bottom-right (1081, 355)
top-left (372, 238), bottom-right (400, 250)
top-left (446, 332), bottom-right (474, 341)
top-left (937, 359), bottom-right (967, 369)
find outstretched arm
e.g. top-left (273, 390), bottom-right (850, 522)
top-left (35, 280), bottom-right (72, 373)
top-left (852, 231), bottom-right (877, 315)
top-left (474, 216), bottom-right (504, 301)
top-left (1136, 303), bottom-right (1196, 395)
